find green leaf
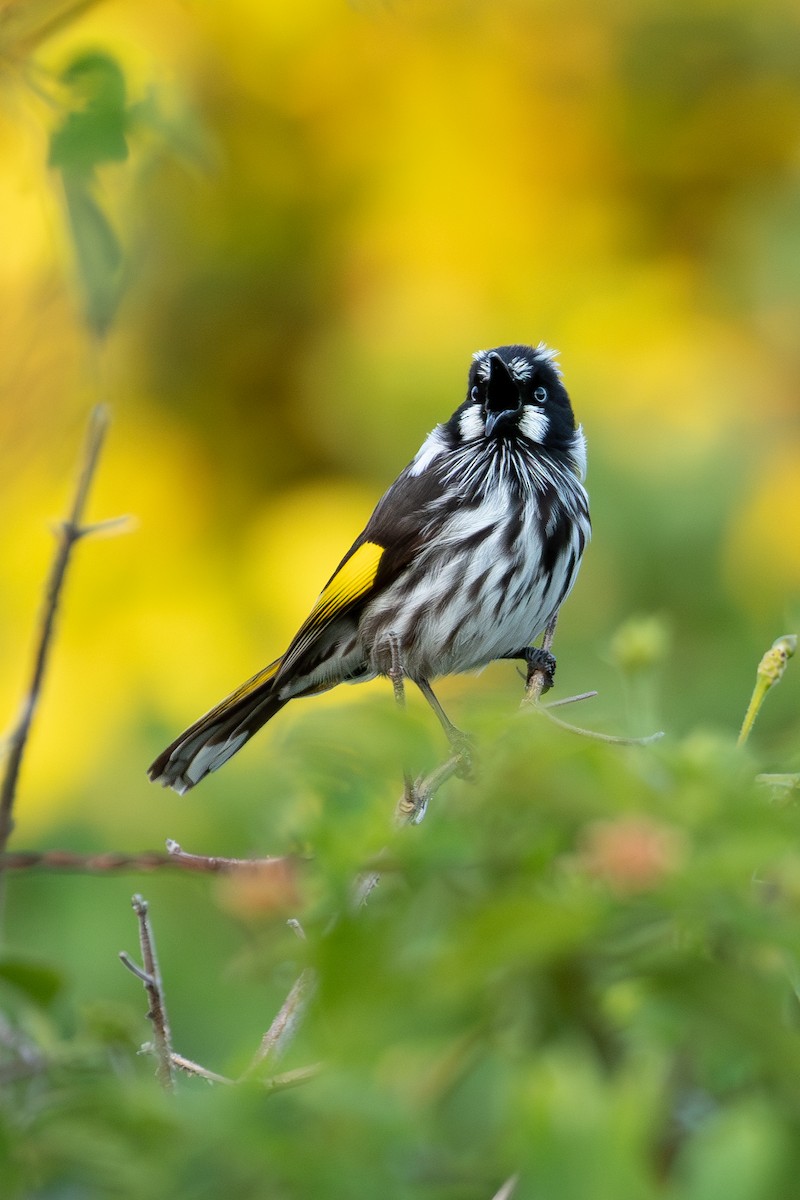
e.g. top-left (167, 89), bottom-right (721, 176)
top-left (49, 51), bottom-right (128, 175)
top-left (62, 175), bottom-right (124, 336)
top-left (0, 956), bottom-right (64, 1007)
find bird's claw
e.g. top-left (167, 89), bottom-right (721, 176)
top-left (525, 648), bottom-right (557, 695)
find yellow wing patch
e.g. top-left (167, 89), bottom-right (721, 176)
top-left (310, 540), bottom-right (384, 625)
top-left (276, 541), bottom-right (385, 679)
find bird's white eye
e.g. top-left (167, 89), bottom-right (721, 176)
top-left (470, 385), bottom-right (479, 402)
top-left (533, 386), bottom-right (548, 404)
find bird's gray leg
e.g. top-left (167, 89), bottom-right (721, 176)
top-left (385, 632), bottom-right (407, 710)
top-left (415, 677), bottom-right (474, 780)
top-left (381, 633), bottom-right (420, 814)
top-left (415, 677), bottom-right (465, 744)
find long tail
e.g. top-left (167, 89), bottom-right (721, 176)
top-left (148, 658), bottom-right (286, 794)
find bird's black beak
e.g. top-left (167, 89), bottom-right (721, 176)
top-left (484, 354), bottom-right (521, 438)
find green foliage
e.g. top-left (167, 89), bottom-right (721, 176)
top-left (4, 697), bottom-right (800, 1198)
top-left (49, 52), bottom-right (129, 175)
top-left (48, 51), bottom-right (129, 336)
top-left (0, 955), bottom-right (64, 1007)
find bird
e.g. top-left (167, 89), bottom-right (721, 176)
top-left (148, 343), bottom-right (591, 794)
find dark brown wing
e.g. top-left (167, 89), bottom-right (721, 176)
top-left (275, 458), bottom-right (451, 680)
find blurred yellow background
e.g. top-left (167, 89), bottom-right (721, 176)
top-left (1, 0), bottom-right (799, 837)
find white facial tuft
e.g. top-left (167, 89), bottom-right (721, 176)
top-left (471, 342), bottom-right (562, 381)
top-left (458, 405), bottom-right (485, 441)
top-left (472, 351), bottom-right (492, 383)
top-left (519, 406), bottom-right (549, 443)
top-left (532, 342), bottom-right (562, 378)
top-left (505, 355), bottom-right (533, 383)
top-left (570, 425), bottom-right (588, 481)
top-left (408, 427), bottom-right (447, 476)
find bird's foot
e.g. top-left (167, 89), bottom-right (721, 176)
top-left (522, 647), bottom-right (557, 695)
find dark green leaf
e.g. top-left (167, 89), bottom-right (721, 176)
top-left (62, 175), bottom-right (124, 336)
top-left (0, 956), bottom-right (64, 1007)
top-left (49, 51), bottom-right (128, 174)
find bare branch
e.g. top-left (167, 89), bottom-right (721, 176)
top-left (262, 1062), bottom-right (323, 1093)
top-left (119, 952), bottom-right (154, 986)
top-left (491, 1174), bottom-right (519, 1200)
top-left (520, 612), bottom-right (663, 746)
top-left (169, 1051), bottom-right (322, 1092)
top-left (165, 839), bottom-right (292, 873)
top-left (0, 405), bottom-right (121, 856)
top-left (242, 967), bottom-right (317, 1079)
top-left (534, 704), bottom-right (664, 746)
top-left (543, 690), bottom-right (598, 709)
top-left (119, 893), bottom-right (174, 1091)
top-left (0, 844), bottom-right (297, 875)
top-left (170, 1051), bottom-right (234, 1085)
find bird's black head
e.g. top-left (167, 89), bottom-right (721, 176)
top-left (449, 343), bottom-right (577, 451)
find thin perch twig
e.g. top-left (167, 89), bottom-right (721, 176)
top-left (0, 405), bottom-right (120, 855)
top-left (169, 1052), bottom-right (234, 1085)
top-left (165, 839), bottom-right (294, 873)
top-left (491, 1175), bottom-right (519, 1200)
top-left (0, 844), bottom-right (297, 875)
top-left (521, 612), bottom-right (663, 746)
top-left (261, 1062), bottom-right (324, 1093)
top-left (532, 704), bottom-right (664, 746)
top-left (119, 893), bottom-right (174, 1091)
top-left (241, 967), bottom-right (317, 1079)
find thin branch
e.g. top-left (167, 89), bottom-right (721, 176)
top-left (165, 839), bottom-right (293, 873)
top-left (520, 612), bottom-right (663, 746)
top-left (119, 893), bottom-right (174, 1091)
top-left (533, 704), bottom-right (664, 746)
top-left (262, 1062), bottom-right (324, 1093)
top-left (0, 843), bottom-right (297, 875)
top-left (241, 967), bottom-right (317, 1080)
top-left (0, 405), bottom-right (120, 856)
top-left (491, 1175), bottom-right (519, 1200)
top-left (169, 1050), bottom-right (322, 1092)
top-left (543, 690), bottom-right (598, 709)
top-left (170, 1051), bottom-right (234, 1085)
top-left (118, 952), bottom-right (153, 985)
top-left (121, 902), bottom-right (318, 1092)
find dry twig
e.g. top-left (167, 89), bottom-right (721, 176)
top-left (491, 1174), bottom-right (519, 1200)
top-left (0, 405), bottom-right (125, 856)
top-left (119, 893), bottom-right (174, 1091)
top-left (0, 840), bottom-right (296, 876)
top-left (521, 612), bottom-right (663, 746)
top-left (241, 967), bottom-right (317, 1080)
